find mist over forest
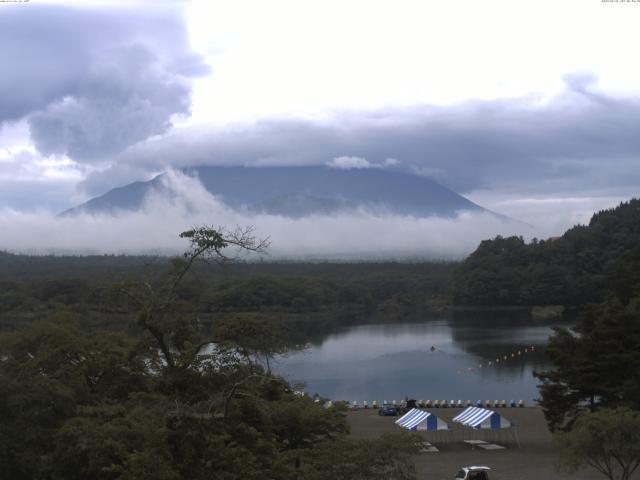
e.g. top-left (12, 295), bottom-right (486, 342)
top-left (2, 169), bottom-right (607, 259)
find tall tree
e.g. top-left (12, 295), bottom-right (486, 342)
top-left (0, 314), bottom-right (149, 479)
top-left (117, 225), bottom-right (269, 373)
top-left (536, 297), bottom-right (640, 431)
top-left (299, 432), bottom-right (420, 480)
top-left (556, 407), bottom-right (640, 480)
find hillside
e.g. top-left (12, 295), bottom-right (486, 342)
top-left (62, 165), bottom-right (489, 218)
top-left (452, 198), bottom-right (640, 306)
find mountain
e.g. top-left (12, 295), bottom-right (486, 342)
top-left (63, 166), bottom-right (489, 218)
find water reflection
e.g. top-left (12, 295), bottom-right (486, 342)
top-left (274, 315), bottom-right (565, 403)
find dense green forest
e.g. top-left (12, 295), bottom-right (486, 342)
top-left (453, 198), bottom-right (640, 306)
top-left (0, 251), bottom-right (454, 336)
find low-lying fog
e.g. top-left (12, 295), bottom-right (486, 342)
top-left (0, 171), bottom-right (623, 259)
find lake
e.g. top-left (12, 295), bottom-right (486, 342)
top-left (273, 313), bottom-right (564, 404)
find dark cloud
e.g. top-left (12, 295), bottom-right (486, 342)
top-left (0, 4), bottom-right (208, 161)
top-left (28, 44), bottom-right (192, 161)
top-left (85, 78), bottom-right (640, 197)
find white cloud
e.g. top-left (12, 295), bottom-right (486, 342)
top-left (0, 144), bottom-right (87, 211)
top-left (186, 0), bottom-right (640, 125)
top-left (466, 190), bottom-right (628, 238)
top-left (327, 156), bottom-right (371, 170)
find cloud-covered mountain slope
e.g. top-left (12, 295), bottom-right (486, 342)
top-left (63, 166), bottom-right (489, 218)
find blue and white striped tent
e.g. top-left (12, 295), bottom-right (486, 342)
top-left (395, 408), bottom-right (449, 431)
top-left (452, 406), bottom-right (513, 429)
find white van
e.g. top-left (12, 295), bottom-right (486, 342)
top-left (455, 466), bottom-right (490, 480)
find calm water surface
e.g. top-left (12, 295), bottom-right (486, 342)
top-left (273, 315), bottom-right (563, 403)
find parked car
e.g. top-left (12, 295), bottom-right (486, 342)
top-left (378, 404), bottom-right (399, 416)
top-left (455, 466), bottom-right (490, 480)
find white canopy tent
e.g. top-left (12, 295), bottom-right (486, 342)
top-left (452, 406), bottom-right (520, 447)
top-left (395, 408), bottom-right (451, 444)
top-left (395, 408), bottom-right (450, 431)
top-left (452, 406), bottom-right (513, 429)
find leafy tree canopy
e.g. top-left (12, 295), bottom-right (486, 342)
top-left (555, 407), bottom-right (640, 480)
top-left (536, 296), bottom-right (640, 431)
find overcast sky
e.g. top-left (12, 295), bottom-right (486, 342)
top-left (1, 0), bottom-right (639, 253)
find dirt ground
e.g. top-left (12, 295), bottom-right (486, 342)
top-left (346, 407), bottom-right (630, 480)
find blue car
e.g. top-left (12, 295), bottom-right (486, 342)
top-left (378, 404), bottom-right (399, 416)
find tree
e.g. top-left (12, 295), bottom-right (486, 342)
top-left (50, 395), bottom-right (181, 480)
top-left (117, 225), bottom-right (269, 373)
top-left (0, 314), bottom-right (149, 480)
top-left (214, 315), bottom-right (292, 374)
top-left (535, 297), bottom-right (640, 431)
top-left (298, 432), bottom-right (421, 480)
top-left (555, 407), bottom-right (640, 480)
top-left (269, 396), bottom-right (349, 451)
top-left (608, 246), bottom-right (640, 305)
